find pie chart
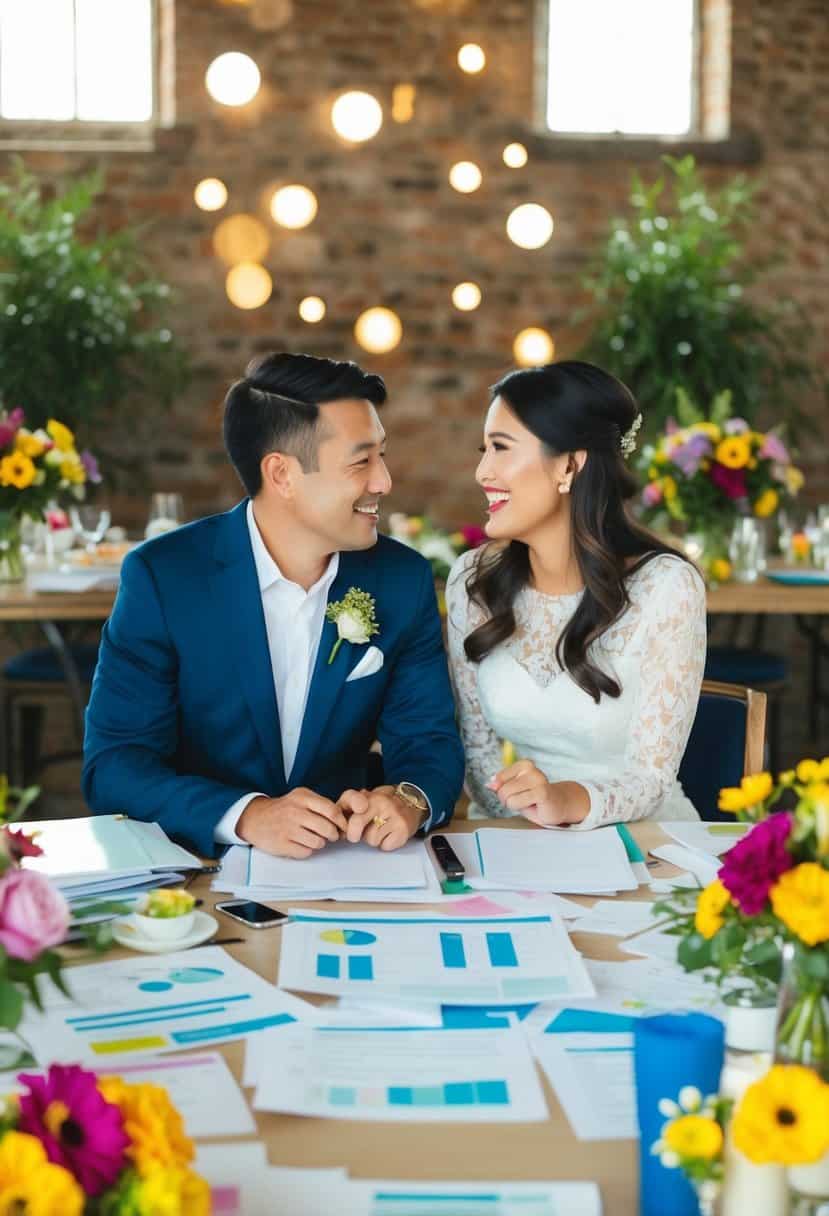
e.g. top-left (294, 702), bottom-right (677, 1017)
top-left (319, 929), bottom-right (376, 947)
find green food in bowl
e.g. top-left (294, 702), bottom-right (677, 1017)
top-left (144, 889), bottom-right (196, 919)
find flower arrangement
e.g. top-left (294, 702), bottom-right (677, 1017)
top-left (655, 1067), bottom-right (829, 1212)
top-left (325, 587), bottom-right (379, 665)
top-left (0, 407), bottom-right (101, 580)
top-left (655, 759), bottom-right (829, 1073)
top-left (638, 388), bottom-right (804, 576)
top-left (387, 513), bottom-right (486, 582)
top-left (0, 1062), bottom-right (209, 1214)
top-left (142, 889), bottom-right (195, 919)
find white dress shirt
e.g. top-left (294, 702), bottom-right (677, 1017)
top-left (213, 502), bottom-right (339, 844)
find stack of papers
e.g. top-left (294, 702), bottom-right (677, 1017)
top-left (22, 815), bottom-right (203, 905)
top-left (648, 820), bottom-right (750, 887)
top-left (214, 838), bottom-right (444, 903)
top-left (442, 826), bottom-right (639, 894)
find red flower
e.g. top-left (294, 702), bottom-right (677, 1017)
top-left (460, 524), bottom-right (487, 549)
top-left (710, 462), bottom-right (748, 500)
top-left (2, 826), bottom-right (43, 861)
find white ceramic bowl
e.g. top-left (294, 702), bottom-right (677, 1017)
top-left (131, 904), bottom-right (195, 942)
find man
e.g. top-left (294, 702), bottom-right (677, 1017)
top-left (82, 353), bottom-right (464, 858)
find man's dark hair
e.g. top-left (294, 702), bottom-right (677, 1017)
top-left (223, 352), bottom-right (387, 495)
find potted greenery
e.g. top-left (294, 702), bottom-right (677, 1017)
top-left (580, 155), bottom-right (824, 439)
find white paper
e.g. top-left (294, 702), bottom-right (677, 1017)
top-left (278, 910), bottom-right (594, 1005)
top-left (346, 1179), bottom-right (602, 1216)
top-left (662, 820), bottom-right (749, 859)
top-left (248, 838), bottom-right (428, 891)
top-left (21, 945), bottom-right (319, 1064)
top-left (569, 900), bottom-right (658, 937)
top-left (22, 815), bottom-right (200, 883)
top-left (195, 1142), bottom-right (269, 1216)
top-left (253, 1025), bottom-right (549, 1122)
top-left (448, 827), bottom-right (638, 894)
top-left (96, 1051), bottom-right (255, 1137)
top-left (648, 843), bottom-right (719, 886)
top-left (621, 926), bottom-right (684, 965)
top-left (532, 1032), bottom-right (637, 1140)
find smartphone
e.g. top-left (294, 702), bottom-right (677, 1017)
top-left (214, 899), bottom-right (290, 930)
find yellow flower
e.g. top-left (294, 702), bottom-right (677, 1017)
top-left (662, 476), bottom-right (678, 502)
top-left (753, 489), bottom-right (779, 518)
top-left (769, 863), bottom-right (829, 946)
top-left (779, 770), bottom-right (796, 786)
top-left (0, 1131), bottom-right (83, 1216)
top-left (46, 419), bottom-right (75, 452)
top-left (710, 558), bottom-right (732, 583)
top-left (797, 759), bottom-right (822, 783)
top-left (717, 772), bottom-right (772, 813)
top-left (715, 435), bottom-right (752, 469)
top-left (695, 879), bottom-right (731, 939)
top-left (0, 452), bottom-right (36, 490)
top-left (692, 421), bottom-right (722, 442)
top-left (653, 450), bottom-right (668, 466)
top-left (14, 429), bottom-right (44, 459)
top-left (785, 466), bottom-right (805, 494)
top-left (98, 1078), bottom-right (194, 1177)
top-left (733, 1065), bottom-right (829, 1165)
top-left (135, 1166), bottom-right (211, 1216)
top-left (407, 516), bottom-right (424, 536)
top-left (664, 1114), bottom-right (723, 1160)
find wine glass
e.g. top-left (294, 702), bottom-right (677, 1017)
top-left (70, 504), bottom-right (112, 555)
top-left (145, 493), bottom-right (184, 539)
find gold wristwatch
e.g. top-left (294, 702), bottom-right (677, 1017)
top-left (394, 781), bottom-right (431, 828)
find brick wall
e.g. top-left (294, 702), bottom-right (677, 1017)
top-left (2, 0), bottom-right (826, 533)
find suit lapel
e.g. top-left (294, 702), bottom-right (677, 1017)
top-left (208, 501), bottom-right (286, 790)
top-left (289, 550), bottom-right (377, 787)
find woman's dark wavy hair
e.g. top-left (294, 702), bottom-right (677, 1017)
top-left (464, 360), bottom-right (688, 703)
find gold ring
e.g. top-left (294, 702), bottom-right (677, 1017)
top-left (372, 816), bottom-right (388, 828)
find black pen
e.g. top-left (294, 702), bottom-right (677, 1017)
top-left (430, 834), bottom-right (465, 881)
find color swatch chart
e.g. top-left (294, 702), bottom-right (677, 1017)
top-left (251, 1025), bottom-right (549, 1123)
top-left (279, 911), bottom-right (594, 1006)
top-left (21, 946), bottom-right (314, 1063)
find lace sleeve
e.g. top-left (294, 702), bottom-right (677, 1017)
top-left (574, 558), bottom-right (707, 830)
top-left (445, 551), bottom-right (508, 817)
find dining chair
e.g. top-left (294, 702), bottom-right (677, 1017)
top-left (678, 678), bottom-right (767, 821)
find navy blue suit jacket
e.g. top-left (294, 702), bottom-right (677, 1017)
top-left (82, 501), bottom-right (464, 856)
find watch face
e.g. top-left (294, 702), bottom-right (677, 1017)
top-left (399, 782), bottom-right (428, 810)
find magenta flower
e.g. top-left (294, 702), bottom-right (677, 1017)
top-left (710, 462), bottom-right (748, 500)
top-left (460, 524), bottom-right (487, 549)
top-left (17, 1064), bottom-right (129, 1196)
top-left (719, 812), bottom-right (794, 915)
top-left (80, 449), bottom-right (102, 484)
top-left (1, 825), bottom-right (43, 862)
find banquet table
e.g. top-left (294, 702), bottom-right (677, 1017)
top-left (62, 817), bottom-right (683, 1216)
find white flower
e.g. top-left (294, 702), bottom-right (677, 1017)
top-left (698, 1181), bottom-right (720, 1204)
top-left (325, 587), bottom-right (379, 665)
top-left (678, 1086), bottom-right (703, 1112)
top-left (45, 449), bottom-right (64, 467)
top-left (660, 1151), bottom-right (680, 1169)
top-left (658, 1098), bottom-right (681, 1118)
top-left (336, 609), bottom-right (371, 646)
top-left (419, 536), bottom-right (458, 567)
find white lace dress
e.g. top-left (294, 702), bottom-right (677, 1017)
top-left (445, 549), bottom-right (707, 828)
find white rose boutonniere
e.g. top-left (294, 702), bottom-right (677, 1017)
top-left (325, 587), bottom-right (380, 665)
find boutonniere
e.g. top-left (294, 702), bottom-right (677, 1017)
top-left (325, 587), bottom-right (379, 665)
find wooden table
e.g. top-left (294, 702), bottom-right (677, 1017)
top-left (706, 574), bottom-right (829, 615)
top-left (65, 818), bottom-right (679, 1215)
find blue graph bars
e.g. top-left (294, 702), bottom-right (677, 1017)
top-left (486, 932), bottom-right (518, 968)
top-left (348, 955), bottom-right (373, 981)
top-left (439, 932), bottom-right (467, 969)
top-left (316, 954), bottom-right (341, 979)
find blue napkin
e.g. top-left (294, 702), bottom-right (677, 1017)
top-left (633, 1013), bottom-right (724, 1216)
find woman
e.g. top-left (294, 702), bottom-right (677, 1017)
top-left (446, 360), bottom-right (706, 829)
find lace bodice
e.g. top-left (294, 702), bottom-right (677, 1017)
top-left (445, 548), bottom-right (707, 829)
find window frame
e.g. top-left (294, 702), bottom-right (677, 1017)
top-left (0, 0), bottom-right (174, 151)
top-left (536, 0), bottom-right (701, 141)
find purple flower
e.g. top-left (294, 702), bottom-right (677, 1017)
top-left (719, 812), bottom-right (794, 915)
top-left (710, 462), bottom-right (748, 500)
top-left (80, 449), bottom-right (102, 484)
top-left (759, 433), bottom-right (789, 464)
top-left (670, 433), bottom-right (712, 477)
top-left (724, 417), bottom-right (750, 434)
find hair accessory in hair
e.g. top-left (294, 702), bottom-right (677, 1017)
top-left (620, 412), bottom-right (643, 458)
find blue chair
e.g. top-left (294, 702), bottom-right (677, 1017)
top-left (678, 679), bottom-right (767, 821)
top-left (704, 645), bottom-right (787, 773)
top-left (2, 642), bottom-right (100, 785)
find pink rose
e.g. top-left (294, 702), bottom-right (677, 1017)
top-left (642, 482), bottom-right (663, 507)
top-left (0, 869), bottom-right (69, 961)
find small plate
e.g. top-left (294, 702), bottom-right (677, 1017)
top-left (766, 569), bottom-right (829, 587)
top-left (112, 910), bottom-right (218, 954)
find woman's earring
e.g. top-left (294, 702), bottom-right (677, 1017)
top-left (559, 480), bottom-right (571, 494)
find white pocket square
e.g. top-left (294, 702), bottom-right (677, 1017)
top-left (346, 645), bottom-right (384, 682)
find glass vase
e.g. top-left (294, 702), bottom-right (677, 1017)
top-left (0, 515), bottom-right (24, 583)
top-left (775, 942), bottom-right (829, 1213)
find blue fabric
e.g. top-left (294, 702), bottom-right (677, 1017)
top-left (82, 501), bottom-right (464, 857)
top-left (679, 692), bottom-right (749, 821)
top-left (634, 1013), bottom-right (724, 1216)
top-left (704, 645), bottom-right (788, 686)
top-left (3, 643), bottom-right (100, 683)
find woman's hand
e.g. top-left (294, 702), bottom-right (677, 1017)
top-left (487, 762), bottom-right (589, 826)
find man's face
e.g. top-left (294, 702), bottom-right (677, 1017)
top-left (292, 399), bottom-right (392, 552)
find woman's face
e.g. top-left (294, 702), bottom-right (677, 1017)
top-left (475, 396), bottom-right (570, 543)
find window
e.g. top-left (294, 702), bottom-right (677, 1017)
top-left (545, 0), bottom-right (696, 137)
top-left (0, 0), bottom-right (153, 123)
